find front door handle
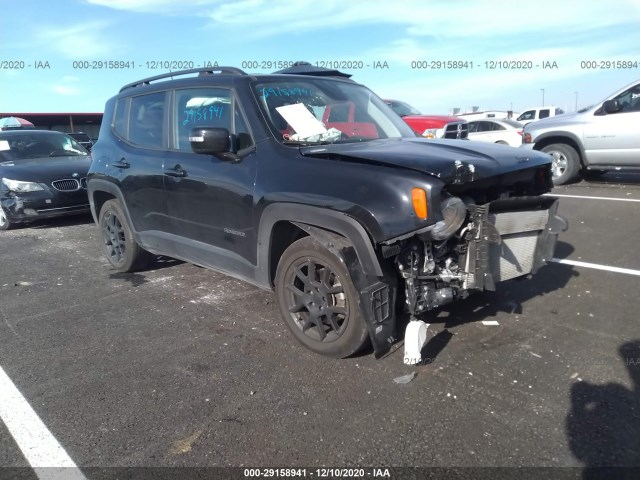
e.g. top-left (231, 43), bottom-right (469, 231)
top-left (165, 165), bottom-right (188, 178)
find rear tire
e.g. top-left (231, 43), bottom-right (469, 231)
top-left (99, 199), bottom-right (151, 272)
top-left (275, 237), bottom-right (369, 358)
top-left (541, 143), bottom-right (580, 185)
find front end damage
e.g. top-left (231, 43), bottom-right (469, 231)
top-left (391, 195), bottom-right (567, 319)
top-left (384, 166), bottom-right (567, 363)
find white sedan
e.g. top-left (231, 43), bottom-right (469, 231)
top-left (467, 119), bottom-right (524, 147)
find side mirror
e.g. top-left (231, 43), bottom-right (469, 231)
top-left (189, 127), bottom-right (231, 155)
top-left (602, 99), bottom-right (622, 114)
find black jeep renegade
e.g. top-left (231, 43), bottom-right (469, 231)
top-left (87, 66), bottom-right (566, 358)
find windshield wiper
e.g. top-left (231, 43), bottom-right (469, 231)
top-left (282, 140), bottom-right (335, 146)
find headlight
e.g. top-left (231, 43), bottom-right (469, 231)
top-left (430, 196), bottom-right (467, 240)
top-left (422, 128), bottom-right (444, 139)
top-left (1, 178), bottom-right (45, 192)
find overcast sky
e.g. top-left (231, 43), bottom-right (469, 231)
top-left (1, 0), bottom-right (639, 114)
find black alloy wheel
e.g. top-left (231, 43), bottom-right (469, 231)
top-left (275, 237), bottom-right (369, 358)
top-left (99, 199), bottom-right (150, 272)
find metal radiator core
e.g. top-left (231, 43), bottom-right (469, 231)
top-left (488, 210), bottom-right (549, 281)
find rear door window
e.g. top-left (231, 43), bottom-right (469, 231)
top-left (128, 92), bottom-right (167, 148)
top-left (112, 98), bottom-right (129, 139)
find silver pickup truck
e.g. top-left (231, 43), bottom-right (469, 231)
top-left (521, 79), bottom-right (640, 185)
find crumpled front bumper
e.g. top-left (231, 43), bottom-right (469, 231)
top-left (1, 191), bottom-right (90, 224)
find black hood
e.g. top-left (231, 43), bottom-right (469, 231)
top-left (0, 156), bottom-right (91, 183)
top-left (300, 138), bottom-right (551, 184)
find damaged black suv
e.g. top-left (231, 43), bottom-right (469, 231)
top-left (87, 66), bottom-right (566, 359)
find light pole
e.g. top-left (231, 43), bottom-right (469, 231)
top-left (540, 88), bottom-right (545, 106)
top-left (574, 91), bottom-right (578, 112)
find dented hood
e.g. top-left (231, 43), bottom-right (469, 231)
top-left (300, 138), bottom-right (552, 184)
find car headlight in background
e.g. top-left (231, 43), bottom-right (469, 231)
top-left (1, 178), bottom-right (45, 192)
top-left (422, 128), bottom-right (444, 139)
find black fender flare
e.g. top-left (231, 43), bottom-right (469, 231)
top-left (256, 203), bottom-right (383, 286)
top-left (87, 179), bottom-right (142, 243)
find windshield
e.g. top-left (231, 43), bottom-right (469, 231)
top-left (0, 131), bottom-right (89, 161)
top-left (254, 77), bottom-right (416, 144)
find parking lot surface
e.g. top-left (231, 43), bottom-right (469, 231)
top-left (1, 173), bottom-right (639, 478)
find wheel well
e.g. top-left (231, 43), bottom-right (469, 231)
top-left (269, 221), bottom-right (308, 286)
top-left (532, 135), bottom-right (585, 166)
top-left (92, 190), bottom-right (116, 218)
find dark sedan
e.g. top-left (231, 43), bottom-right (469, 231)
top-left (0, 130), bottom-right (91, 230)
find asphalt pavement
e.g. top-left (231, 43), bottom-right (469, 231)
top-left (1, 172), bottom-right (639, 479)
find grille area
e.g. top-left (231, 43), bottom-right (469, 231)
top-left (52, 179), bottom-right (81, 191)
top-left (80, 177), bottom-right (87, 189)
top-left (443, 122), bottom-right (468, 139)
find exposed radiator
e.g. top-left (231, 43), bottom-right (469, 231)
top-left (488, 209), bottom-right (550, 282)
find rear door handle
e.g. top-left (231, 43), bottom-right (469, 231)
top-left (164, 165), bottom-right (188, 178)
top-left (113, 158), bottom-right (130, 169)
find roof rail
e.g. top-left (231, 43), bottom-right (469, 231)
top-left (119, 67), bottom-right (248, 92)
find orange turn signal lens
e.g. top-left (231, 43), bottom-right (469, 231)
top-left (411, 188), bottom-right (428, 219)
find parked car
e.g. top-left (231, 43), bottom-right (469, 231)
top-left (456, 110), bottom-right (520, 121)
top-left (0, 130), bottom-right (91, 230)
top-left (516, 106), bottom-right (564, 125)
top-left (521, 79), bottom-right (640, 185)
top-left (87, 66), bottom-right (566, 359)
top-left (67, 132), bottom-right (93, 151)
top-left (467, 118), bottom-right (524, 147)
top-left (383, 99), bottom-right (468, 139)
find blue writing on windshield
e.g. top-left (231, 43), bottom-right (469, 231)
top-left (182, 105), bottom-right (225, 126)
top-left (259, 87), bottom-right (312, 99)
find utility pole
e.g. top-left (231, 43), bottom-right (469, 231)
top-left (574, 91), bottom-right (578, 111)
top-left (540, 88), bottom-right (545, 106)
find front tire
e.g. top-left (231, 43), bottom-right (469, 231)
top-left (0, 206), bottom-right (13, 230)
top-left (542, 143), bottom-right (580, 185)
top-left (275, 237), bottom-right (369, 358)
top-left (99, 199), bottom-right (151, 272)
top-left (0, 205), bottom-right (12, 231)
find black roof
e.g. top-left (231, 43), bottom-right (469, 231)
top-left (273, 61), bottom-right (352, 78)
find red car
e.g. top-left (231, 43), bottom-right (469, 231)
top-left (384, 99), bottom-right (468, 140)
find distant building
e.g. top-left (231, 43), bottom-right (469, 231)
top-left (0, 113), bottom-right (103, 141)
